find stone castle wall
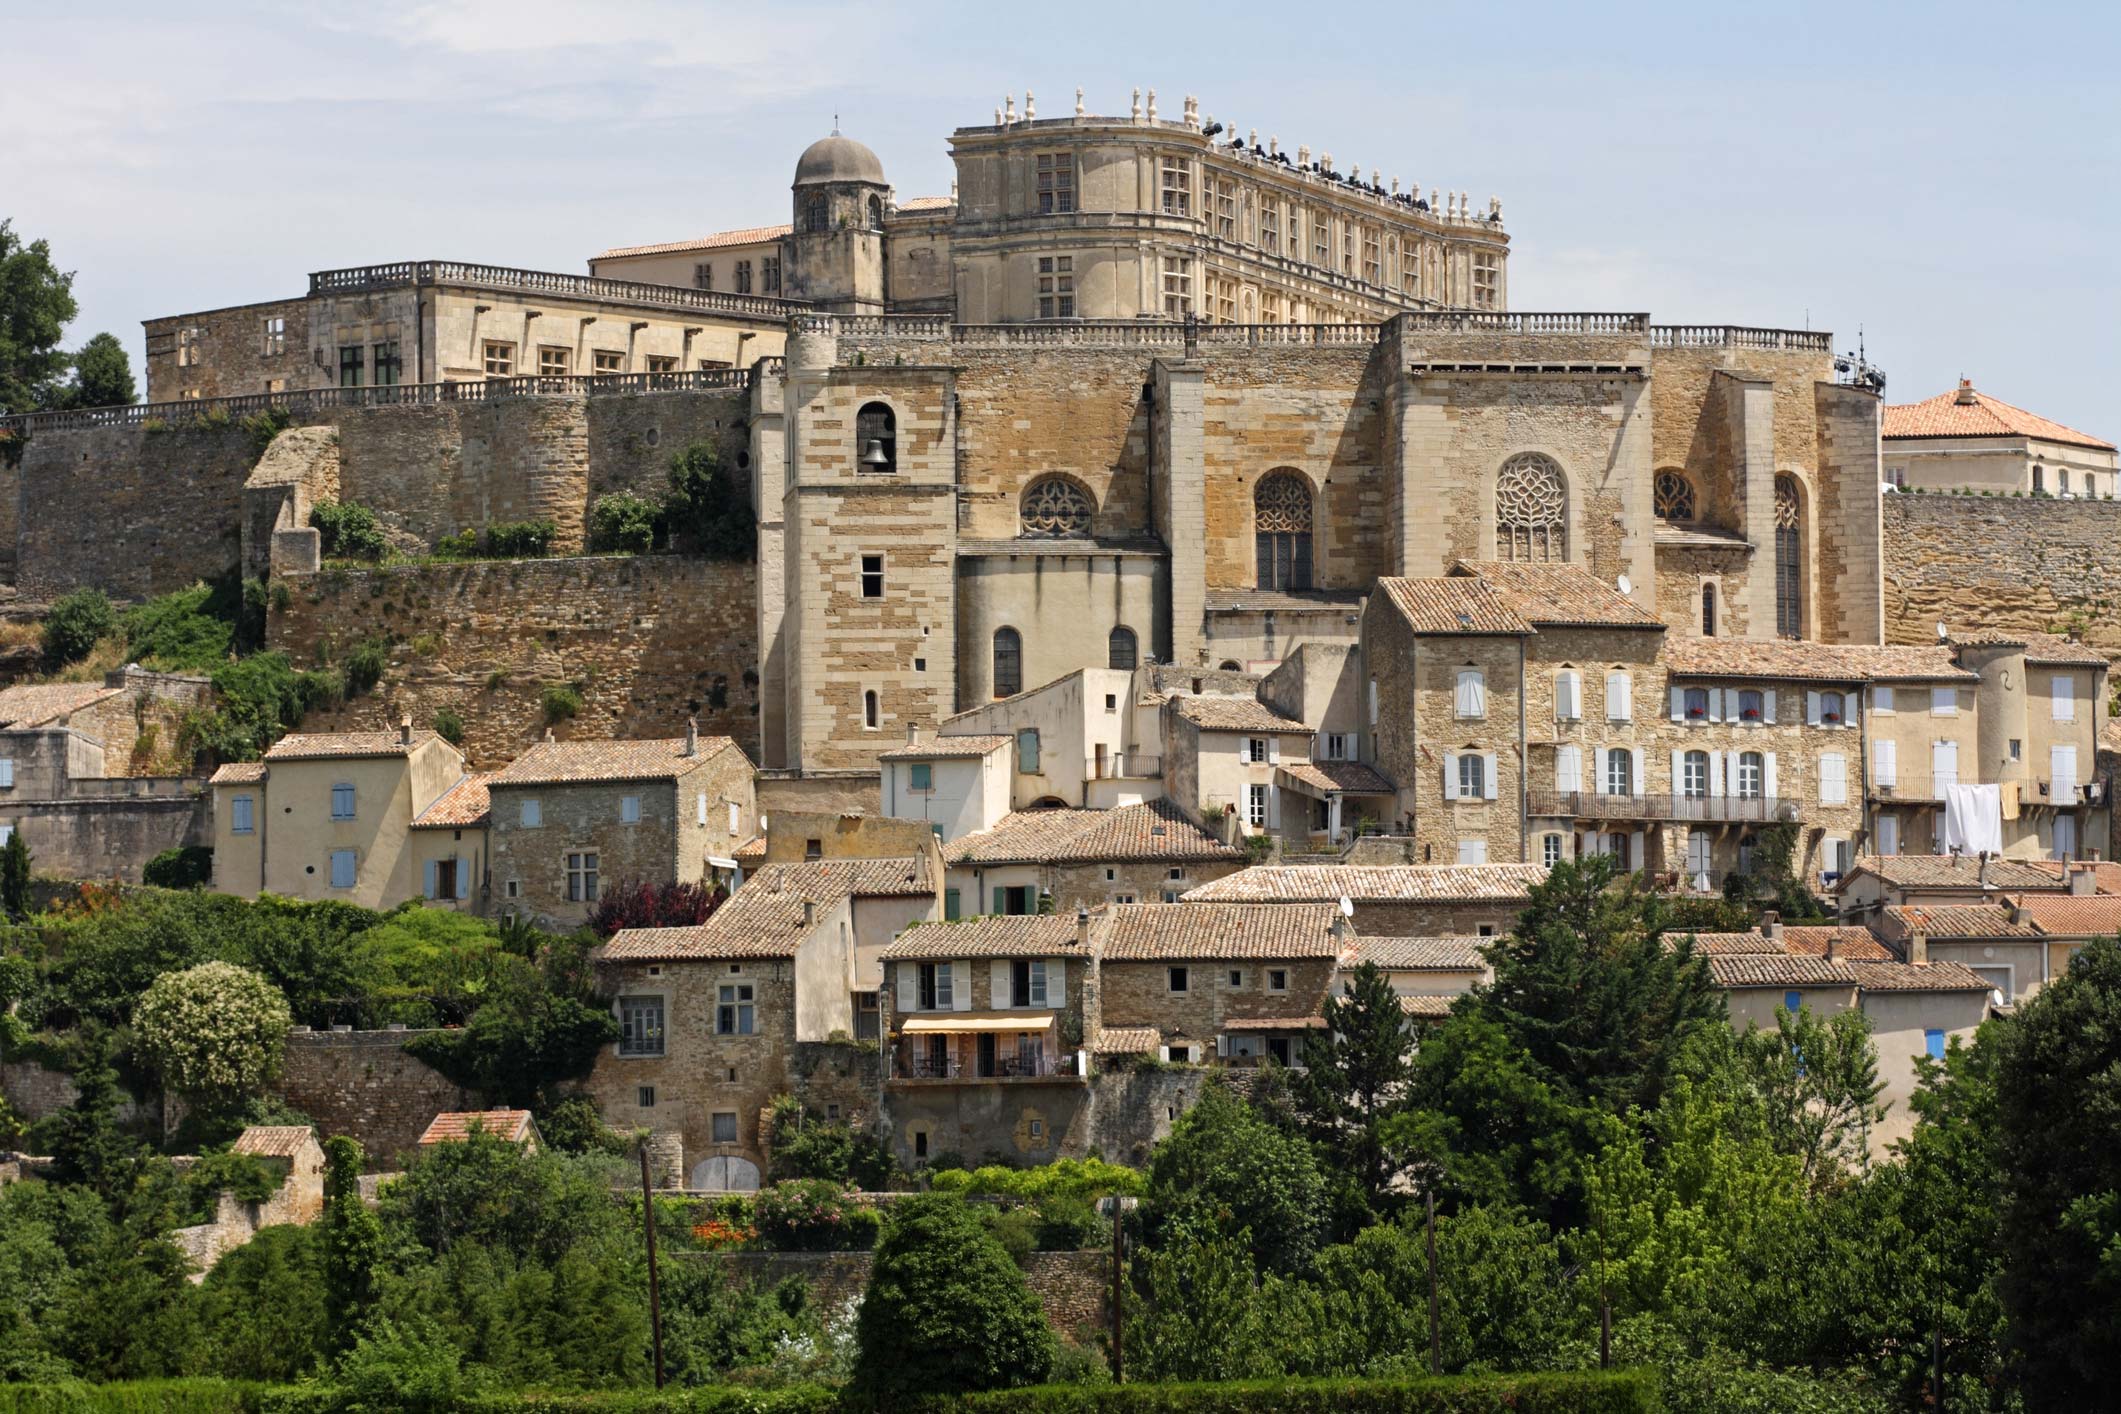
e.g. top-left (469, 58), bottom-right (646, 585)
top-left (273, 1027), bottom-right (474, 1165)
top-left (267, 553), bottom-right (762, 767)
top-left (1883, 495), bottom-right (2121, 660)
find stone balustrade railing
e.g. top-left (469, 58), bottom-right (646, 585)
top-left (1648, 325), bottom-right (1833, 352)
top-left (308, 260), bottom-right (811, 321)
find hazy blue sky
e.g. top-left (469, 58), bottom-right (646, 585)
top-left (6, 0), bottom-right (2115, 433)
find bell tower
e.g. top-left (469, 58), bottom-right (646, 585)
top-left (787, 129), bottom-right (890, 313)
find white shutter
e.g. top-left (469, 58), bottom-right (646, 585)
top-left (1555, 744), bottom-right (1581, 793)
top-left (1873, 686), bottom-right (1894, 713)
top-left (1874, 739), bottom-right (1896, 787)
top-left (2052, 745), bottom-right (2079, 798)
top-left (1931, 740), bottom-right (1956, 791)
top-left (1482, 752), bottom-right (1499, 801)
top-left (1670, 685), bottom-right (1687, 723)
top-left (897, 962), bottom-right (916, 1014)
top-left (1368, 679), bottom-right (1379, 725)
top-left (1630, 748), bottom-right (1646, 795)
top-left (950, 963), bottom-right (971, 1011)
top-left (1708, 750), bottom-right (1725, 798)
top-left (1556, 671), bottom-right (1579, 721)
top-left (1266, 784), bottom-right (1281, 828)
top-left (1708, 688), bottom-right (1726, 723)
top-left (1441, 753), bottom-right (1460, 801)
top-left (697, 791), bottom-right (707, 825)
top-left (1631, 830), bottom-right (1646, 866)
top-left (1806, 691), bottom-right (1822, 727)
top-left (1932, 686), bottom-right (1957, 717)
top-left (992, 959), bottom-right (1011, 1009)
top-left (729, 802), bottom-right (740, 836)
top-left (1669, 749), bottom-right (1684, 796)
top-left (1268, 736), bottom-right (1281, 764)
top-left (2053, 676), bottom-right (2076, 721)
top-left (1764, 751), bottom-right (1779, 799)
top-left (1050, 957), bottom-right (1065, 1003)
top-left (0, 760), bottom-right (14, 788)
top-left (424, 860), bottom-right (437, 900)
top-left (1764, 689), bottom-right (1777, 724)
top-left (1820, 753), bottom-right (1847, 805)
top-left (1457, 839), bottom-right (1488, 864)
top-left (1608, 672), bottom-right (1631, 722)
top-left (1878, 815), bottom-right (1900, 856)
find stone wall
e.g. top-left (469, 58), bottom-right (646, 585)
top-left (714, 1247), bottom-right (1108, 1334)
top-left (267, 554), bottom-right (762, 767)
top-left (273, 1028), bottom-right (474, 1165)
top-left (1883, 495), bottom-right (2121, 659)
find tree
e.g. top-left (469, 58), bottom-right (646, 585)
top-left (1127, 1221), bottom-right (1284, 1383)
top-left (0, 827), bottom-right (29, 920)
top-left (401, 954), bottom-right (617, 1107)
top-left (1293, 959), bottom-right (1416, 1212)
top-left (1142, 1079), bottom-right (1327, 1275)
top-left (0, 220), bottom-right (77, 414)
top-left (1732, 1003), bottom-right (1885, 1188)
top-left (195, 1222), bottom-right (331, 1382)
top-left (663, 440), bottom-right (755, 558)
top-left (320, 1136), bottom-right (383, 1351)
top-left (36, 1027), bottom-right (138, 1199)
top-left (587, 878), bottom-right (725, 937)
top-left (64, 332), bottom-right (136, 409)
top-left (41, 586), bottom-right (114, 670)
top-left (133, 960), bottom-right (292, 1113)
top-left (852, 1192), bottom-right (1055, 1402)
top-left (1995, 937), bottom-right (2121, 1405)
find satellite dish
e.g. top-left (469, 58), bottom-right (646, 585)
top-left (1616, 574), bottom-right (1632, 596)
top-left (1935, 622), bottom-right (1949, 641)
top-left (1339, 896), bottom-right (1354, 919)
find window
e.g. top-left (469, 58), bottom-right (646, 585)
top-left (1206, 273), bottom-right (1238, 325)
top-left (2054, 811), bottom-right (2079, 860)
top-left (909, 763), bottom-right (933, 792)
top-left (1458, 839), bottom-right (1488, 864)
top-left (1036, 255), bottom-right (1075, 318)
top-left (1542, 833), bottom-right (1563, 866)
top-left (1168, 965), bottom-right (1190, 994)
top-left (1010, 959), bottom-right (1049, 1007)
top-left (1108, 626), bottom-right (1137, 670)
top-left (230, 794), bottom-right (254, 834)
top-left (329, 849), bottom-right (356, 889)
top-left (717, 982), bottom-right (756, 1034)
top-left (1254, 470), bottom-right (1313, 590)
top-left (1606, 671), bottom-right (1632, 722)
top-left (801, 194), bottom-right (829, 233)
top-left (1932, 686), bottom-right (1958, 716)
top-left (712, 1112), bottom-right (739, 1143)
top-left (177, 326), bottom-right (203, 366)
top-left (1021, 477), bottom-right (1092, 537)
top-left (863, 690), bottom-right (880, 730)
top-left (1457, 753), bottom-right (1485, 800)
top-left (1159, 157), bottom-right (1191, 216)
top-left (1017, 728), bottom-right (1041, 774)
top-left (860, 554), bottom-right (884, 598)
top-left (1244, 737), bottom-right (1267, 764)
top-left (519, 798), bottom-right (542, 828)
top-left (592, 349), bottom-right (623, 376)
top-left (1684, 687), bottom-right (1710, 720)
top-left (1313, 220), bottom-right (1330, 266)
top-left (761, 256), bottom-right (780, 293)
top-left (618, 997), bottom-right (664, 1056)
top-left (645, 355), bottom-right (677, 374)
top-left (1471, 252), bottom-right (1499, 309)
top-left (1878, 814), bottom-right (1901, 856)
top-left (1682, 750), bottom-right (1709, 799)
top-left (2052, 675), bottom-right (2076, 721)
top-left (1819, 753), bottom-right (1847, 805)
top-left (1362, 228), bottom-right (1381, 284)
top-left (993, 628), bottom-right (1022, 697)
top-left (2051, 744), bottom-right (2080, 800)
top-left (1455, 667), bottom-right (1486, 719)
top-left (337, 345), bottom-right (363, 388)
top-left (2061, 469), bottom-right (2071, 495)
top-left (566, 851), bottom-right (600, 902)
top-left (1737, 751), bottom-right (1764, 800)
top-left (1738, 689), bottom-right (1764, 721)
top-left (330, 783), bottom-right (355, 820)
top-left (866, 194), bottom-right (883, 228)
top-left (620, 794), bottom-right (641, 824)
top-left (1654, 470), bottom-right (1695, 521)
top-left (1783, 990), bottom-right (1803, 1014)
top-left (1701, 583), bottom-right (1716, 637)
top-left (538, 346), bottom-right (570, 377)
top-left (1226, 968), bottom-right (1244, 988)
top-left (1686, 829), bottom-right (1712, 882)
top-left (1496, 453), bottom-right (1567, 561)
top-left (1924, 1028), bottom-right (1946, 1061)
top-left (1555, 669), bottom-right (1581, 721)
top-left (1775, 475), bottom-right (1802, 638)
top-left (694, 262), bottom-right (714, 290)
top-left (429, 857), bottom-right (458, 899)
top-left (1208, 175), bottom-right (1238, 240)
top-left (1873, 686), bottom-right (1895, 714)
top-left (1247, 783), bottom-right (1269, 826)
top-left (1322, 733), bottom-right (1350, 760)
top-left (372, 341), bottom-right (401, 386)
top-left (1268, 968), bottom-right (1288, 992)
top-left (855, 401), bottom-right (896, 472)
top-left (482, 341), bottom-right (515, 376)
top-left (261, 316), bottom-right (285, 356)
top-left (1161, 255), bottom-right (1192, 317)
top-left (1036, 152), bottom-right (1075, 213)
top-left (734, 260), bottom-right (753, 294)
top-left (1260, 202), bottom-right (1280, 254)
top-left (1605, 747), bottom-right (1634, 796)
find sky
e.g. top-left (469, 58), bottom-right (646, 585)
top-left (5, 0), bottom-right (2117, 433)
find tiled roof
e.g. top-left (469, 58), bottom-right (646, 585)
top-left (599, 857), bottom-right (931, 961)
top-left (1226, 1015), bottom-right (1327, 1030)
top-left (1841, 854), bottom-right (2064, 893)
top-left (1952, 629), bottom-right (2108, 667)
top-left (1278, 760), bottom-right (1396, 795)
top-left (1883, 904), bottom-right (2041, 940)
top-left (2005, 893), bottom-right (2121, 937)
top-left (1399, 994), bottom-right (1457, 1019)
top-left (1682, 928), bottom-right (1894, 961)
top-left (877, 734), bottom-right (1012, 761)
top-left (1855, 645), bottom-right (1981, 683)
top-left (0, 682), bottom-right (119, 727)
top-left (265, 729), bottom-right (441, 761)
top-left (1354, 936), bottom-right (1488, 970)
top-left (1662, 639), bottom-right (1974, 684)
top-left (882, 915), bottom-right (1089, 960)
top-left (1375, 576), bottom-right (1534, 637)
top-left (1707, 954), bottom-right (1860, 989)
top-left (733, 834), bottom-right (767, 864)
top-left (1850, 960), bottom-right (1994, 993)
top-left (893, 195), bottom-right (955, 214)
top-left (1183, 863), bottom-right (1546, 904)
top-left (1883, 383), bottom-right (2114, 452)
top-left (231, 1126), bottom-right (316, 1158)
top-left (210, 761), bottom-right (268, 785)
top-left (412, 773), bottom-right (492, 829)
top-left (1170, 695), bottom-right (1306, 732)
top-left (419, 1109), bottom-right (537, 1145)
top-left (487, 735), bottom-right (741, 786)
top-left (593, 222), bottom-right (792, 260)
top-left (945, 800), bottom-right (1241, 866)
top-left (1091, 1025), bottom-right (1160, 1054)
top-left (2026, 860), bottom-right (2121, 893)
top-left (1454, 560), bottom-right (1666, 629)
top-left (1101, 902), bottom-right (1344, 960)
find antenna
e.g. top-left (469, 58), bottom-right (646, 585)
top-left (1616, 573), bottom-right (1632, 596)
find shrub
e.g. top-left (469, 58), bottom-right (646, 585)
top-left (309, 501), bottom-right (389, 561)
top-left (135, 961), bottom-right (293, 1109)
top-left (42, 587), bottom-right (114, 668)
top-left (143, 844), bottom-right (214, 890)
top-left (433, 530), bottom-right (480, 559)
top-left (240, 406), bottom-right (295, 462)
top-left (538, 1095), bottom-right (625, 1156)
top-left (930, 1157), bottom-right (1145, 1202)
top-left (1033, 1193), bottom-right (1107, 1250)
top-left (664, 440), bottom-right (754, 558)
top-left (587, 878), bottom-right (725, 937)
top-left (541, 683), bottom-right (583, 722)
top-left (766, 1109), bottom-right (899, 1190)
top-left (484, 520), bottom-right (556, 558)
top-left (948, 1370), bottom-right (1664, 1411)
top-left (333, 1315), bottom-right (464, 1413)
top-left (119, 580), bottom-right (240, 670)
top-left (752, 1179), bottom-right (878, 1251)
top-left (589, 491), bottom-right (663, 553)
top-left (339, 638), bottom-right (389, 698)
top-left (430, 706), bottom-right (465, 746)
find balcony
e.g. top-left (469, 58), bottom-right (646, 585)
top-left (887, 1011), bottom-right (1084, 1086)
top-left (1527, 791), bottom-right (1797, 824)
top-left (1088, 752), bottom-right (1162, 781)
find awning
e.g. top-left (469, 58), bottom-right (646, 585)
top-left (901, 1010), bottom-right (1057, 1034)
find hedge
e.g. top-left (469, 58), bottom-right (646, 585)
top-left (0, 1383), bottom-right (275, 1414)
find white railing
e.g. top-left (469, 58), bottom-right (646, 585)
top-left (1648, 326), bottom-right (1833, 352)
top-left (309, 260), bottom-right (809, 320)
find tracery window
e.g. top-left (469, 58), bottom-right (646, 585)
top-left (1654, 470), bottom-right (1695, 522)
top-left (1019, 478), bottom-right (1093, 538)
top-left (1495, 454), bottom-right (1568, 561)
top-left (1775, 475), bottom-right (1802, 638)
top-left (1254, 471), bottom-right (1314, 591)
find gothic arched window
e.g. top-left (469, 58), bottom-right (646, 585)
top-left (1108, 626), bottom-right (1138, 671)
top-left (1775, 475), bottom-right (1802, 639)
top-left (866, 195), bottom-right (884, 229)
top-left (992, 627), bottom-right (1022, 698)
top-left (1019, 477), bottom-right (1093, 538)
top-left (1654, 469), bottom-right (1696, 522)
top-left (1254, 471), bottom-right (1314, 591)
top-left (1496, 454), bottom-right (1567, 561)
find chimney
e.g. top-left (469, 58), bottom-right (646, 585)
top-left (398, 713), bottom-right (414, 746)
top-left (1824, 931), bottom-right (1836, 962)
top-left (1761, 910), bottom-right (1782, 943)
top-left (2009, 896), bottom-right (2030, 927)
top-left (1978, 853), bottom-right (1991, 889)
top-left (905, 723), bottom-right (920, 746)
top-left (544, 728), bottom-right (556, 744)
top-left (801, 900), bottom-right (815, 929)
top-left (1908, 928), bottom-right (1929, 966)
top-left (1955, 377), bottom-right (1978, 406)
top-left (683, 717), bottom-right (698, 757)
top-left (1076, 906), bottom-right (1092, 951)
top-left (2069, 862), bottom-right (2096, 896)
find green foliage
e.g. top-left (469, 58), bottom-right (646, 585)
top-left (1729, 1006), bottom-right (1884, 1188)
top-left (950, 1370), bottom-right (1663, 1412)
top-left (1142, 1080), bottom-right (1326, 1275)
top-left (853, 1192), bottom-right (1055, 1401)
top-left (0, 219), bottom-right (79, 414)
top-left (663, 441), bottom-right (754, 559)
top-left (178, 1148), bottom-right (283, 1223)
top-left (42, 587), bottom-right (115, 669)
top-left (65, 332), bottom-right (138, 409)
top-left (431, 706), bottom-right (466, 746)
top-left (0, 1381), bottom-right (284, 1412)
top-left (184, 651), bottom-right (342, 761)
top-left (751, 1181), bottom-right (880, 1252)
top-left (195, 1225), bottom-right (330, 1383)
top-left (321, 1137), bottom-right (382, 1351)
top-left (240, 407), bottom-right (295, 464)
top-left (1127, 1224), bottom-right (1284, 1383)
top-left (133, 961), bottom-right (292, 1111)
top-left (333, 1315), bottom-right (465, 1412)
top-left (537, 1095), bottom-right (624, 1156)
top-left (35, 1027), bottom-right (138, 1198)
top-left (1032, 1194), bottom-right (1106, 1251)
top-left (400, 953), bottom-right (618, 1107)
top-left (541, 683), bottom-right (584, 723)
top-left (483, 521), bottom-right (556, 558)
top-left (1293, 960), bottom-right (1416, 1216)
top-left (143, 846), bottom-right (215, 890)
top-left (117, 580), bottom-right (241, 671)
top-left (589, 492), bottom-right (663, 553)
top-left (1, 829), bottom-right (30, 920)
top-left (765, 1103), bottom-right (897, 1190)
top-left (928, 1157), bottom-right (1145, 1202)
top-left (309, 502), bottom-right (389, 561)
top-left (1720, 821), bottom-right (1830, 921)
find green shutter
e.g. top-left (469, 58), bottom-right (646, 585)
top-left (993, 887), bottom-right (1006, 916)
top-left (945, 888), bottom-right (960, 921)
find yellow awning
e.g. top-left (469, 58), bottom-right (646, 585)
top-left (901, 1010), bottom-right (1057, 1034)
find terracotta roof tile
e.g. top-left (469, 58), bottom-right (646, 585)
top-left (1354, 936), bottom-right (1488, 970)
top-left (1455, 560), bottom-right (1666, 629)
top-left (1183, 863), bottom-right (1546, 904)
top-left (733, 834), bottom-right (767, 864)
top-left (1225, 1015), bottom-right (1328, 1030)
top-left (1882, 904), bottom-right (2041, 940)
top-left (599, 857), bottom-right (931, 961)
top-left (487, 735), bottom-right (742, 786)
top-left (1952, 629), bottom-right (2108, 667)
top-left (1375, 576), bottom-right (1534, 637)
top-left (1883, 383), bottom-right (2113, 452)
top-left (2006, 893), bottom-right (2121, 937)
top-left (1278, 760), bottom-right (1396, 794)
top-left (1683, 927), bottom-right (1895, 961)
top-left (1091, 1025), bottom-right (1160, 1054)
top-left (1398, 994), bottom-right (1456, 1019)
top-left (265, 729), bottom-right (442, 761)
top-left (2024, 860), bottom-right (2121, 893)
top-left (210, 761), bottom-right (268, 785)
top-left (892, 195), bottom-right (955, 213)
top-left (1662, 639), bottom-right (1974, 684)
top-left (593, 222), bottom-right (792, 260)
top-left (882, 915), bottom-right (1089, 960)
top-left (0, 682), bottom-right (120, 728)
top-left (1841, 854), bottom-right (2064, 893)
top-left (1707, 954), bottom-right (1860, 988)
top-left (412, 772), bottom-right (492, 829)
top-left (1850, 960), bottom-right (1994, 993)
top-left (231, 1126), bottom-right (316, 1158)
top-left (1101, 902), bottom-right (1344, 960)
top-left (1170, 696), bottom-right (1307, 732)
top-left (418, 1109), bottom-right (536, 1144)
top-left (946, 801), bottom-right (1241, 866)
top-left (877, 734), bottom-right (1012, 761)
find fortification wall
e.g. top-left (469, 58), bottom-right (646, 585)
top-left (1882, 495), bottom-right (2121, 658)
top-left (267, 554), bottom-right (762, 767)
top-left (273, 1027), bottom-right (473, 1165)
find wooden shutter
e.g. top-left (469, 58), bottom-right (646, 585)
top-left (1670, 685), bottom-right (1687, 723)
top-left (1806, 691), bottom-right (1822, 727)
top-left (1875, 739), bottom-right (1897, 787)
top-left (456, 854), bottom-right (471, 900)
top-left (1763, 689), bottom-right (1777, 724)
top-left (1441, 752), bottom-right (1460, 801)
top-left (1629, 748), bottom-right (1645, 795)
top-left (1708, 750), bottom-right (1725, 798)
top-left (1764, 752), bottom-right (1779, 798)
top-left (991, 959), bottom-right (1011, 1008)
top-left (1481, 752), bottom-right (1499, 801)
top-left (896, 962), bottom-right (916, 1014)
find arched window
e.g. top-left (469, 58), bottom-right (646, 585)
top-left (1108, 626), bottom-right (1138, 671)
top-left (1774, 475), bottom-right (1802, 638)
top-left (856, 402), bottom-right (896, 473)
top-left (863, 690), bottom-right (879, 729)
top-left (992, 627), bottom-right (1022, 698)
top-left (1496, 453), bottom-right (1567, 561)
top-left (1221, 660), bottom-right (1243, 671)
top-left (1654, 470), bottom-right (1696, 522)
top-left (866, 195), bottom-right (883, 229)
top-left (1019, 477), bottom-right (1093, 537)
top-left (1254, 471), bottom-right (1314, 590)
top-left (1701, 582), bottom-right (1717, 637)
top-left (801, 194), bottom-right (829, 233)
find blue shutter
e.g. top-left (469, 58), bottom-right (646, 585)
top-left (1925, 1028), bottom-right (1946, 1061)
top-left (1783, 990), bottom-right (1802, 1013)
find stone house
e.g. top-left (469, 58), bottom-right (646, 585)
top-left (1951, 630), bottom-right (2111, 861)
top-left (877, 731), bottom-right (1014, 842)
top-left (1873, 886), bottom-right (2121, 1009)
top-left (1834, 853), bottom-right (2085, 913)
top-left (1181, 862), bottom-right (1545, 938)
top-left (170, 1125), bottom-right (326, 1278)
top-left (935, 667), bottom-right (1168, 812)
top-left (483, 725), bottom-right (756, 930)
top-left (406, 772), bottom-right (491, 911)
top-left (1882, 379), bottom-right (2116, 498)
top-left (943, 798), bottom-right (1245, 919)
top-left (588, 849), bottom-right (942, 1188)
top-left (1857, 650), bottom-right (1984, 860)
top-left (1161, 692), bottom-right (1319, 840)
top-left (1350, 935), bottom-right (1490, 1006)
top-left (210, 723), bottom-right (466, 909)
